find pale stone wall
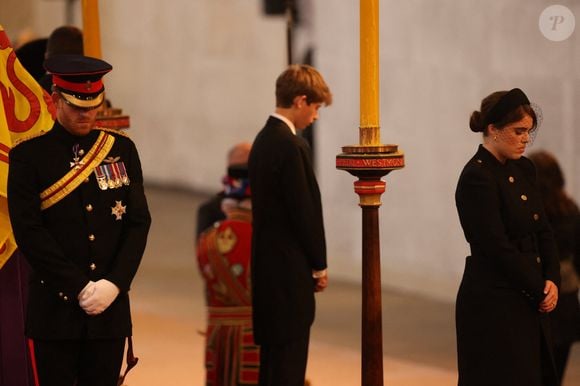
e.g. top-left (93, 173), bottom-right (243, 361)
top-left (315, 0), bottom-right (580, 300)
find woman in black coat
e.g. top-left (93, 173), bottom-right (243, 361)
top-left (455, 88), bottom-right (561, 386)
top-left (528, 150), bottom-right (580, 385)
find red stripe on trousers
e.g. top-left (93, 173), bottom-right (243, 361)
top-left (27, 338), bottom-right (40, 386)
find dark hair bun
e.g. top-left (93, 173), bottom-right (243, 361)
top-left (469, 110), bottom-right (484, 133)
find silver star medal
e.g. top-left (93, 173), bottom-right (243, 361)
top-left (111, 200), bottom-right (127, 220)
top-left (70, 145), bottom-right (85, 170)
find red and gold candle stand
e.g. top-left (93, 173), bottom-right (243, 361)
top-left (335, 0), bottom-right (404, 384)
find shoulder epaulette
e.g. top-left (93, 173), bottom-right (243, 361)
top-left (12, 129), bottom-right (50, 147)
top-left (96, 127), bottom-right (130, 138)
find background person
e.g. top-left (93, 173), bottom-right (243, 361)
top-left (528, 150), bottom-right (580, 385)
top-left (196, 160), bottom-right (259, 385)
top-left (455, 88), bottom-right (560, 386)
top-left (38, 25), bottom-right (84, 92)
top-left (196, 142), bottom-right (252, 239)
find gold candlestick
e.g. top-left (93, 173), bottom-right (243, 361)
top-left (81, 0), bottom-right (130, 130)
top-left (360, 0), bottom-right (380, 146)
top-left (336, 1), bottom-right (405, 385)
top-left (81, 0), bottom-right (102, 59)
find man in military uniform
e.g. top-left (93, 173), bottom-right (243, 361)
top-left (7, 54), bottom-right (151, 386)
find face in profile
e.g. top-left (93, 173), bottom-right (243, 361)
top-left (489, 114), bottom-right (534, 162)
top-left (294, 96), bottom-right (323, 130)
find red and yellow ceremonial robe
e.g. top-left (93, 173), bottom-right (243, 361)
top-left (197, 210), bottom-right (259, 385)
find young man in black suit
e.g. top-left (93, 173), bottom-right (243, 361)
top-left (248, 64), bottom-right (332, 386)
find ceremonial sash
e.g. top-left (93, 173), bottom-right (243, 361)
top-left (39, 131), bottom-right (115, 210)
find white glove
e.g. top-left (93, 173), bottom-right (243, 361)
top-left (79, 279), bottom-right (120, 315)
top-left (78, 280), bottom-right (96, 301)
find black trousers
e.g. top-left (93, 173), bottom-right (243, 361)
top-left (30, 337), bottom-right (125, 386)
top-left (258, 332), bottom-right (310, 386)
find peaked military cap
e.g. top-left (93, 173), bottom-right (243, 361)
top-left (44, 54), bottom-right (112, 109)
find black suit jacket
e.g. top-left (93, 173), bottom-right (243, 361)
top-left (249, 116), bottom-right (326, 345)
top-left (8, 123), bottom-right (151, 339)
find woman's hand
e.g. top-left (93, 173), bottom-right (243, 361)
top-left (538, 280), bottom-right (558, 313)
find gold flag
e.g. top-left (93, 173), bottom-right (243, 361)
top-left (0, 25), bottom-right (55, 268)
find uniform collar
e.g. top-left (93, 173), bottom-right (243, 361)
top-left (52, 121), bottom-right (99, 146)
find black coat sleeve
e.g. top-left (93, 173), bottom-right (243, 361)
top-left (8, 145), bottom-right (90, 296)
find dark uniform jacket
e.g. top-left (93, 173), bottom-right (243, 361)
top-left (7, 123), bottom-right (151, 340)
top-left (249, 116), bottom-right (326, 345)
top-left (455, 145), bottom-right (560, 386)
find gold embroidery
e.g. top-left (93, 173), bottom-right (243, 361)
top-left (216, 227), bottom-right (237, 254)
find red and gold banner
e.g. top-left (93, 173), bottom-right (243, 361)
top-left (0, 25), bottom-right (56, 268)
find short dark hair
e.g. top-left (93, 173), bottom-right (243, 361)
top-left (275, 64), bottom-right (332, 108)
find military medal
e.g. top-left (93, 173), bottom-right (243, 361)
top-left (70, 144), bottom-right (85, 170)
top-left (111, 162), bottom-right (123, 188)
top-left (94, 167), bottom-right (109, 190)
top-left (107, 176), bottom-right (116, 189)
top-left (93, 159), bottom-right (130, 190)
top-left (117, 162), bottom-right (130, 185)
top-left (111, 200), bottom-right (126, 220)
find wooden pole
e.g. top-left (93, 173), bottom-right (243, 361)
top-left (285, 0), bottom-right (294, 65)
top-left (359, 183), bottom-right (384, 386)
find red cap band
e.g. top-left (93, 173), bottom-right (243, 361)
top-left (53, 75), bottom-right (104, 95)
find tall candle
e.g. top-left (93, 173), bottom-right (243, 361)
top-left (82, 0), bottom-right (102, 59)
top-left (360, 0), bottom-right (380, 146)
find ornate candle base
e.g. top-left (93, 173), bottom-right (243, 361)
top-left (336, 143), bottom-right (404, 386)
top-left (338, 144), bottom-right (404, 172)
top-left (337, 144), bottom-right (404, 204)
